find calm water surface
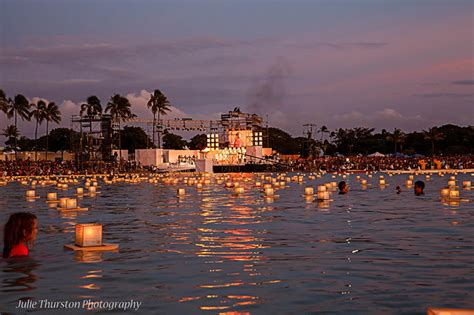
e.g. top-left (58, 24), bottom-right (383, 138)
top-left (1, 173), bottom-right (473, 314)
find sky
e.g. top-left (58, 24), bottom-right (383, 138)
top-left (1, 0), bottom-right (473, 143)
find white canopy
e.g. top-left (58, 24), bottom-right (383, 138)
top-left (368, 152), bottom-right (385, 157)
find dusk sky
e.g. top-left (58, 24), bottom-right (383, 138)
top-left (1, 0), bottom-right (473, 141)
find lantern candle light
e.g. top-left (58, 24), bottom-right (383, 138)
top-left (304, 187), bottom-right (314, 196)
top-left (449, 190), bottom-right (460, 199)
top-left (26, 190), bottom-right (36, 198)
top-left (75, 224), bottom-right (102, 247)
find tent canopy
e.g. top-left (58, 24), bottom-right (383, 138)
top-left (368, 152), bottom-right (385, 157)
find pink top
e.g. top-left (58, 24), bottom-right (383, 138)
top-left (9, 243), bottom-right (29, 257)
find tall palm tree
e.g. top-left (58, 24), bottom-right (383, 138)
top-left (0, 89), bottom-right (9, 115)
top-left (105, 94), bottom-right (134, 160)
top-left (147, 89), bottom-right (171, 148)
top-left (29, 100), bottom-right (47, 161)
top-left (2, 125), bottom-right (19, 151)
top-left (423, 127), bottom-right (445, 155)
top-left (43, 102), bottom-right (61, 160)
top-left (386, 128), bottom-right (406, 154)
top-left (6, 94), bottom-right (31, 153)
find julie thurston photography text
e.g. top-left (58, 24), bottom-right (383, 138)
top-left (16, 299), bottom-right (142, 311)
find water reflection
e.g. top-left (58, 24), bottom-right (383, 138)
top-left (1, 259), bottom-right (40, 292)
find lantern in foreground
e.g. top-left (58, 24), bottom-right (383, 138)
top-left (75, 224), bottom-right (102, 247)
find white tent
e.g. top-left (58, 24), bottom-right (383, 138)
top-left (368, 152), bottom-right (385, 157)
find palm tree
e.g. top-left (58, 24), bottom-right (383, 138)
top-left (0, 89), bottom-right (9, 115)
top-left (29, 100), bottom-right (47, 161)
top-left (147, 89), bottom-right (171, 148)
top-left (43, 102), bottom-right (61, 160)
top-left (386, 128), bottom-right (406, 154)
top-left (2, 125), bottom-right (19, 151)
top-left (6, 94), bottom-right (31, 153)
top-left (105, 94), bottom-right (134, 160)
top-left (423, 127), bottom-right (445, 155)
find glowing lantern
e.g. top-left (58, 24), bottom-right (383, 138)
top-left (448, 180), bottom-right (456, 187)
top-left (317, 191), bottom-right (330, 200)
top-left (47, 192), bottom-right (57, 201)
top-left (59, 197), bottom-right (69, 208)
top-left (264, 188), bottom-right (274, 196)
top-left (440, 188), bottom-right (450, 198)
top-left (66, 198), bottom-right (77, 209)
top-left (379, 179), bottom-right (386, 186)
top-left (234, 187), bottom-right (244, 194)
top-left (462, 181), bottom-right (471, 188)
top-left (449, 190), bottom-right (459, 199)
top-left (317, 185), bottom-right (327, 192)
top-left (361, 180), bottom-right (367, 185)
top-left (406, 180), bottom-right (413, 187)
top-left (77, 187), bottom-right (84, 195)
top-left (177, 188), bottom-right (185, 196)
top-left (304, 187), bottom-right (314, 196)
top-left (26, 190), bottom-right (36, 197)
top-left (75, 224), bottom-right (102, 247)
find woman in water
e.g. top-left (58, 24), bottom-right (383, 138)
top-left (3, 212), bottom-right (37, 258)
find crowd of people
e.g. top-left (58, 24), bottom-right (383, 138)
top-left (1, 154), bottom-right (473, 176)
top-left (290, 155), bottom-right (474, 172)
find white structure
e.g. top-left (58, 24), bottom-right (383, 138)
top-left (195, 159), bottom-right (213, 173)
top-left (135, 149), bottom-right (163, 166)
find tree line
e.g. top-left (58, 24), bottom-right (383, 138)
top-left (2, 88), bottom-right (473, 157)
top-left (0, 88), bottom-right (173, 157)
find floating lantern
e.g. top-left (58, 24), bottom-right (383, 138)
top-left (449, 190), bottom-right (460, 199)
top-left (317, 185), bottom-right (327, 192)
top-left (317, 191), bottom-right (330, 200)
top-left (448, 180), bottom-right (456, 187)
top-left (264, 187), bottom-right (274, 196)
top-left (379, 179), bottom-right (386, 186)
top-left (449, 176), bottom-right (456, 180)
top-left (379, 176), bottom-right (384, 180)
top-left (361, 179), bottom-right (367, 185)
top-left (66, 198), bottom-right (77, 209)
top-left (75, 224), bottom-right (102, 247)
top-left (234, 187), bottom-right (244, 194)
top-left (304, 187), bottom-right (314, 196)
top-left (408, 175), bottom-right (414, 180)
top-left (356, 176), bottom-right (361, 180)
top-left (88, 186), bottom-right (96, 193)
top-left (255, 181), bottom-right (262, 187)
top-left (440, 188), bottom-right (450, 198)
top-left (59, 197), bottom-right (69, 208)
top-left (47, 192), bottom-right (57, 201)
top-left (85, 182), bottom-right (91, 187)
top-left (62, 183), bottom-right (68, 189)
top-left (177, 188), bottom-right (185, 196)
top-left (77, 187), bottom-right (84, 195)
top-left (462, 181), bottom-right (471, 188)
top-left (196, 183), bottom-right (203, 190)
top-left (26, 190), bottom-right (36, 198)
top-left (406, 180), bottom-right (413, 187)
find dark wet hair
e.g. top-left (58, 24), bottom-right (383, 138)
top-left (414, 180), bottom-right (425, 189)
top-left (3, 212), bottom-right (37, 258)
top-left (338, 181), bottom-right (347, 191)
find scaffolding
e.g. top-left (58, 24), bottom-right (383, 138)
top-left (71, 114), bottom-right (113, 168)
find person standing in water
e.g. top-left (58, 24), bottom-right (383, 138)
top-left (3, 212), bottom-right (37, 258)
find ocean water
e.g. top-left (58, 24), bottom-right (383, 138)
top-left (0, 172), bottom-right (473, 314)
